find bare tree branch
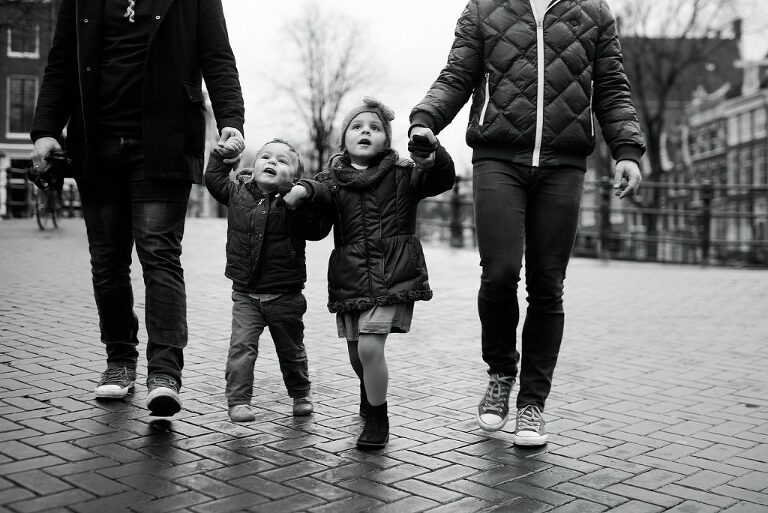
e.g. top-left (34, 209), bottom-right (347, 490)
top-left (274, 2), bottom-right (376, 175)
top-left (614, 0), bottom-right (737, 181)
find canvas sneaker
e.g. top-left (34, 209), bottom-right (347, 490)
top-left (146, 374), bottom-right (181, 417)
top-left (95, 363), bottom-right (136, 399)
top-left (293, 396), bottom-right (313, 416)
top-left (228, 404), bottom-right (255, 422)
top-left (476, 373), bottom-right (514, 431)
top-left (512, 404), bottom-right (548, 446)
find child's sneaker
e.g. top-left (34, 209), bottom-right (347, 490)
top-left (228, 404), bottom-right (255, 422)
top-left (146, 374), bottom-right (181, 417)
top-left (292, 396), bottom-right (313, 416)
top-left (95, 363), bottom-right (136, 399)
top-left (476, 373), bottom-right (514, 431)
top-left (511, 405), bottom-right (548, 446)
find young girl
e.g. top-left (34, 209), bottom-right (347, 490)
top-left (293, 97), bottom-right (455, 449)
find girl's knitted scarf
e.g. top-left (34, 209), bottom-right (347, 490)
top-left (317, 150), bottom-right (397, 190)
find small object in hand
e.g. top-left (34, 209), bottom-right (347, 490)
top-left (408, 134), bottom-right (438, 158)
top-left (27, 150), bottom-right (71, 190)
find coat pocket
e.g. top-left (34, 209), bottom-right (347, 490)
top-left (183, 82), bottom-right (206, 157)
top-left (382, 235), bottom-right (423, 290)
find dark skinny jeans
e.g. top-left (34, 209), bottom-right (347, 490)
top-left (473, 158), bottom-right (585, 410)
top-left (77, 137), bottom-right (191, 386)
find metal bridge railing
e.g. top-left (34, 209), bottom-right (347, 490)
top-left (416, 179), bottom-right (768, 268)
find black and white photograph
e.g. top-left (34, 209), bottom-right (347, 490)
top-left (0, 0), bottom-right (767, 511)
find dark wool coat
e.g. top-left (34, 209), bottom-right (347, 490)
top-left (31, 0), bottom-right (244, 183)
top-left (205, 154), bottom-right (328, 293)
top-left (411, 0), bottom-right (645, 169)
top-left (306, 148), bottom-right (456, 313)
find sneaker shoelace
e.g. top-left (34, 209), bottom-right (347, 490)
top-left (100, 364), bottom-right (128, 384)
top-left (481, 375), bottom-right (513, 414)
top-left (517, 405), bottom-right (543, 432)
top-left (148, 375), bottom-right (178, 391)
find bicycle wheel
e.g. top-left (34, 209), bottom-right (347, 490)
top-left (49, 189), bottom-right (59, 229)
top-left (35, 189), bottom-right (53, 230)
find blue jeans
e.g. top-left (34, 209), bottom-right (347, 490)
top-left (226, 291), bottom-right (310, 405)
top-left (77, 137), bottom-right (191, 386)
top-left (473, 159), bottom-right (584, 410)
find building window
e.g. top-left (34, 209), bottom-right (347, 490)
top-left (740, 112), bottom-right (752, 144)
top-left (7, 26), bottom-right (40, 58)
top-left (755, 146), bottom-right (766, 186)
top-left (755, 108), bottom-right (767, 139)
top-left (727, 116), bottom-right (738, 146)
top-left (7, 76), bottom-right (38, 137)
top-left (740, 148), bottom-right (751, 185)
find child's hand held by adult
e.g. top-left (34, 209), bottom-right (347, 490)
top-left (281, 184), bottom-right (310, 209)
top-left (216, 127), bottom-right (245, 164)
top-left (408, 127), bottom-right (438, 169)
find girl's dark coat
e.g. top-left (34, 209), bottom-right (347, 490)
top-left (307, 148), bottom-right (455, 313)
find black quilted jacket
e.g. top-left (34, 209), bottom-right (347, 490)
top-left (305, 148), bottom-right (455, 313)
top-left (411, 0), bottom-right (645, 169)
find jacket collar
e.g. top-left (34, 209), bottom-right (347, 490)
top-left (75, 0), bottom-right (176, 46)
top-left (148, 0), bottom-right (175, 44)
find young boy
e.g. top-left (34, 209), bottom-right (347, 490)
top-left (205, 138), bottom-right (327, 422)
top-left (291, 97), bottom-right (456, 449)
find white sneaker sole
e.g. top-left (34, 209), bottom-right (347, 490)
top-left (94, 382), bottom-right (134, 399)
top-left (512, 432), bottom-right (549, 446)
top-left (476, 411), bottom-right (509, 432)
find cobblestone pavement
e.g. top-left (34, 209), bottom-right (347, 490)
top-left (1, 217), bottom-right (767, 513)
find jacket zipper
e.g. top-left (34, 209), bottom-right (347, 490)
top-left (530, 0), bottom-right (565, 167)
top-left (589, 80), bottom-right (595, 137)
top-left (479, 72), bottom-right (490, 126)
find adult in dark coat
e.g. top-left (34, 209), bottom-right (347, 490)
top-left (30, 0), bottom-right (245, 417)
top-left (409, 0), bottom-right (646, 445)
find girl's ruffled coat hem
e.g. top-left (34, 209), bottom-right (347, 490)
top-left (328, 289), bottom-right (433, 314)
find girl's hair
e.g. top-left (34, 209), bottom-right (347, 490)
top-left (257, 138), bottom-right (305, 179)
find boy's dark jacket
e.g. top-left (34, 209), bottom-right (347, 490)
top-left (410, 0), bottom-right (645, 168)
top-left (304, 147), bottom-right (455, 313)
top-left (205, 153), bottom-right (327, 293)
top-left (30, 0), bottom-right (244, 183)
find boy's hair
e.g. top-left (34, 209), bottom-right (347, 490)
top-left (255, 138), bottom-right (305, 179)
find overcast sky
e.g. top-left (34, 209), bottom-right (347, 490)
top-left (220, 0), bottom-right (768, 174)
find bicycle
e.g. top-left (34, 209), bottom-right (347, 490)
top-left (32, 182), bottom-right (62, 230)
top-left (27, 151), bottom-right (72, 231)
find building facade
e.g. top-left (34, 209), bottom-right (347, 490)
top-left (0, 0), bottom-right (59, 219)
top-left (684, 60), bottom-right (768, 265)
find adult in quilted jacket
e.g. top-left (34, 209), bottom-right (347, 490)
top-left (409, 0), bottom-right (646, 446)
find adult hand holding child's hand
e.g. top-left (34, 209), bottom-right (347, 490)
top-left (408, 127), bottom-right (438, 169)
top-left (215, 127), bottom-right (245, 165)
